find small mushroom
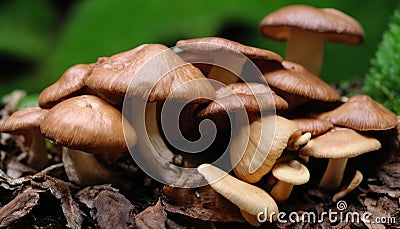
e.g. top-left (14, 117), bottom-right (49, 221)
top-left (40, 95), bottom-right (137, 186)
top-left (300, 127), bottom-right (381, 191)
top-left (318, 94), bottom-right (398, 131)
top-left (197, 163), bottom-right (279, 226)
top-left (38, 64), bottom-right (95, 109)
top-left (0, 107), bottom-right (48, 170)
top-left (270, 160), bottom-right (310, 202)
top-left (176, 37), bottom-right (282, 85)
top-left (332, 170), bottom-right (363, 202)
top-left (259, 5), bottom-right (364, 75)
top-left (262, 61), bottom-right (341, 108)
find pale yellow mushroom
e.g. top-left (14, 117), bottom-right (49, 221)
top-left (197, 164), bottom-right (279, 226)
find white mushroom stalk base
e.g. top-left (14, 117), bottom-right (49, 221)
top-left (319, 158), bottom-right (348, 191)
top-left (285, 29), bottom-right (325, 76)
top-left (27, 128), bottom-right (48, 170)
top-left (270, 180), bottom-right (294, 202)
top-left (62, 148), bottom-right (111, 186)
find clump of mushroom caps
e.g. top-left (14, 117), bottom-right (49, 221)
top-left (0, 4), bottom-right (398, 227)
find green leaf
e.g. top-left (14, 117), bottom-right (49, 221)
top-left (0, 0), bottom-right (56, 59)
top-left (364, 7), bottom-right (400, 114)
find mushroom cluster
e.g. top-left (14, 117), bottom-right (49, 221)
top-left (0, 4), bottom-right (398, 227)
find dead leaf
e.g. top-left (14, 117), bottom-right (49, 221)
top-left (0, 187), bottom-right (40, 227)
top-left (31, 175), bottom-right (83, 229)
top-left (77, 184), bottom-right (135, 229)
top-left (162, 185), bottom-right (245, 223)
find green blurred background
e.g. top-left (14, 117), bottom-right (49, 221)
top-left (0, 0), bottom-right (398, 96)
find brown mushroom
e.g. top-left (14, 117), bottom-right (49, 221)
top-left (38, 64), bottom-right (95, 109)
top-left (176, 37), bottom-right (282, 85)
top-left (40, 95), bottom-right (137, 186)
top-left (0, 107), bottom-right (48, 170)
top-left (94, 44), bottom-right (217, 184)
top-left (259, 5), bottom-right (364, 75)
top-left (292, 118), bottom-right (334, 137)
top-left (262, 61), bottom-right (341, 108)
top-left (300, 127), bottom-right (380, 191)
top-left (318, 94), bottom-right (398, 131)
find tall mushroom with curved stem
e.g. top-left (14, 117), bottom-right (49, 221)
top-left (40, 95), bottom-right (137, 186)
top-left (300, 127), bottom-right (380, 191)
top-left (176, 37), bottom-right (282, 86)
top-left (259, 5), bottom-right (364, 75)
top-left (0, 107), bottom-right (48, 170)
top-left (86, 44), bottom-right (215, 184)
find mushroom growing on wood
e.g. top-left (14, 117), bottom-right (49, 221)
top-left (259, 5), bottom-right (364, 75)
top-left (318, 94), bottom-right (398, 131)
top-left (176, 37), bottom-right (282, 85)
top-left (197, 163), bottom-right (279, 226)
top-left (0, 107), bottom-right (48, 170)
top-left (262, 61), bottom-right (341, 108)
top-left (38, 64), bottom-right (95, 109)
top-left (40, 95), bottom-right (137, 186)
top-left (270, 160), bottom-right (310, 202)
top-left (300, 127), bottom-right (380, 191)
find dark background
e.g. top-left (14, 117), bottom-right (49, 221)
top-left (0, 0), bottom-right (398, 96)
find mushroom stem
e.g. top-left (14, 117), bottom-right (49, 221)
top-left (207, 55), bottom-right (245, 86)
top-left (270, 180), bottom-right (294, 202)
top-left (319, 158), bottom-right (348, 191)
top-left (130, 102), bottom-right (179, 183)
top-left (27, 128), bottom-right (48, 170)
top-left (287, 132), bottom-right (311, 151)
top-left (62, 148), bottom-right (111, 186)
top-left (286, 29), bottom-right (325, 76)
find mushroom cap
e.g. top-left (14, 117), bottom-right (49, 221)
top-left (292, 118), bottom-right (334, 136)
top-left (85, 44), bottom-right (215, 103)
top-left (232, 115), bottom-right (302, 183)
top-left (259, 5), bottom-right (364, 45)
top-left (177, 37), bottom-right (283, 61)
top-left (197, 163), bottom-right (279, 220)
top-left (38, 64), bottom-right (94, 109)
top-left (40, 95), bottom-right (137, 156)
top-left (272, 160), bottom-right (310, 185)
top-left (263, 61), bottom-right (340, 102)
top-left (0, 107), bottom-right (48, 133)
top-left (300, 127), bottom-right (381, 159)
top-left (318, 94), bottom-right (398, 131)
top-left (198, 83), bottom-right (288, 117)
